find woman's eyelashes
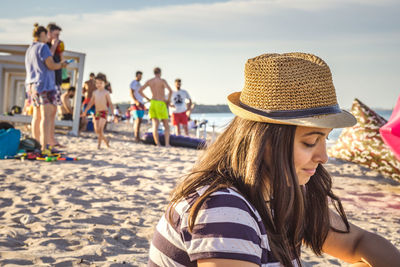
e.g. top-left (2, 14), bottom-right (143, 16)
top-left (303, 142), bottom-right (316, 148)
top-left (302, 135), bottom-right (330, 148)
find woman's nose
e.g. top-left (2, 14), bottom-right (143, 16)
top-left (314, 141), bottom-right (328, 164)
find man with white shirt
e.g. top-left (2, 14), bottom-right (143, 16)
top-left (130, 71), bottom-right (144, 141)
top-left (170, 78), bottom-right (192, 136)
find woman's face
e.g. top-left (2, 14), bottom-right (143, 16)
top-left (293, 126), bottom-right (331, 185)
top-left (38, 31), bottom-right (48, 43)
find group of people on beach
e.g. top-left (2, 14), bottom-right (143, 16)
top-left (25, 21), bottom-right (117, 150)
top-left (77, 67), bottom-right (193, 149)
top-left (25, 20), bottom-right (195, 150)
top-left (129, 67), bottom-right (193, 147)
top-left (24, 22), bottom-right (69, 153)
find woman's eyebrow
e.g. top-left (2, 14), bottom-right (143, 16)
top-left (302, 131), bottom-right (327, 137)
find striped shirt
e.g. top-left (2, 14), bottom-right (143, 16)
top-left (148, 186), bottom-right (300, 266)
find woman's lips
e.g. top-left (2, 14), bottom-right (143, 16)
top-left (303, 169), bottom-right (316, 175)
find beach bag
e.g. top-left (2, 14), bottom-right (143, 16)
top-left (0, 128), bottom-right (21, 159)
top-left (19, 137), bottom-right (41, 152)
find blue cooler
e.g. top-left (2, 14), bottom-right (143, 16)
top-left (0, 128), bottom-right (21, 159)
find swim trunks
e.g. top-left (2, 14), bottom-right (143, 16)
top-left (171, 111), bottom-right (188, 126)
top-left (149, 99), bottom-right (169, 120)
top-left (131, 103), bottom-right (145, 119)
top-left (95, 110), bottom-right (107, 121)
top-left (131, 103), bottom-right (145, 111)
top-left (55, 85), bottom-right (62, 106)
top-left (29, 84), bottom-right (57, 107)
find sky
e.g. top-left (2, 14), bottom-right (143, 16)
top-left (0, 0), bottom-right (399, 109)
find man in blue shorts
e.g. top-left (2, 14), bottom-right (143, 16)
top-left (130, 71), bottom-right (145, 141)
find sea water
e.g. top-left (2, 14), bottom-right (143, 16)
top-left (190, 110), bottom-right (393, 144)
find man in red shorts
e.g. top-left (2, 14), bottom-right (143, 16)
top-left (170, 78), bottom-right (192, 136)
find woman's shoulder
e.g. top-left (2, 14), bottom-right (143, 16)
top-left (169, 186), bottom-right (270, 265)
top-left (35, 42), bottom-right (51, 53)
top-left (176, 186), bottom-right (262, 225)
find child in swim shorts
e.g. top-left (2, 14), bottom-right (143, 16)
top-left (81, 73), bottom-right (114, 149)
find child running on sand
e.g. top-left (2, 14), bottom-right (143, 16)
top-left (82, 73), bottom-right (113, 149)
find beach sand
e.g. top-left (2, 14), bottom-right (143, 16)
top-left (0, 122), bottom-right (399, 266)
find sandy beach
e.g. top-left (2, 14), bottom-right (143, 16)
top-left (0, 123), bottom-right (399, 266)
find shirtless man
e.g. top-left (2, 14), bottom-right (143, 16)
top-left (81, 73), bottom-right (97, 131)
top-left (139, 67), bottom-right (172, 147)
top-left (82, 73), bottom-right (114, 149)
top-left (82, 73), bottom-right (97, 112)
top-left (59, 86), bottom-right (75, 120)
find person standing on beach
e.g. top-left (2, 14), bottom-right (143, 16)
top-left (25, 23), bottom-right (67, 152)
top-left (148, 53), bottom-right (400, 267)
top-left (170, 78), bottom-right (192, 136)
top-left (46, 22), bottom-right (64, 148)
top-left (139, 67), bottom-right (172, 147)
top-left (105, 81), bottom-right (112, 94)
top-left (81, 73), bottom-right (114, 149)
top-left (81, 73), bottom-right (97, 130)
top-left (130, 71), bottom-right (145, 141)
top-left (82, 73), bottom-right (97, 113)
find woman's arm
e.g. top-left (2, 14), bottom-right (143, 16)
top-left (323, 209), bottom-right (400, 266)
top-left (45, 56), bottom-right (66, 70)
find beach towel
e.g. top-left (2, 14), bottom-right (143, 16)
top-left (328, 98), bottom-right (400, 182)
top-left (0, 128), bottom-right (21, 159)
top-left (380, 95), bottom-right (400, 161)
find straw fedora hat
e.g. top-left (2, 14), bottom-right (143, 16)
top-left (227, 52), bottom-right (356, 128)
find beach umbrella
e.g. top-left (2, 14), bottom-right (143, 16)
top-left (380, 95), bottom-right (400, 161)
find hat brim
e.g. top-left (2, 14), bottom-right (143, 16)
top-left (227, 92), bottom-right (356, 128)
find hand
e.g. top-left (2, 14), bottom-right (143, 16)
top-left (52, 38), bottom-right (60, 46)
top-left (61, 61), bottom-right (68, 68)
top-left (80, 112), bottom-right (87, 118)
top-left (134, 100), bottom-right (140, 106)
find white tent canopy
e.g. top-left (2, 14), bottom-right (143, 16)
top-left (0, 44), bottom-right (85, 136)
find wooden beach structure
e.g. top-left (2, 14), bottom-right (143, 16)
top-left (0, 44), bottom-right (85, 136)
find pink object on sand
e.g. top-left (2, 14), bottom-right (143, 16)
top-left (380, 95), bottom-right (400, 161)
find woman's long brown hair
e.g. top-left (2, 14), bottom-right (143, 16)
top-left (168, 117), bottom-right (349, 266)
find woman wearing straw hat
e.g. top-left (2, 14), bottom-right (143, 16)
top-left (148, 53), bottom-right (400, 267)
